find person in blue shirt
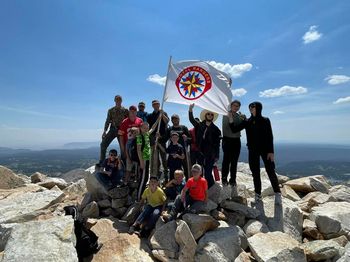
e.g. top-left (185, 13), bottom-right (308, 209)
top-left (136, 101), bottom-right (148, 122)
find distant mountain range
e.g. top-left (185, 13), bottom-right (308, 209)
top-left (0, 143), bottom-right (349, 184)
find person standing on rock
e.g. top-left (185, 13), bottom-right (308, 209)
top-left (221, 100), bottom-right (244, 186)
top-left (189, 104), bottom-right (221, 188)
top-left (166, 114), bottom-right (191, 179)
top-left (99, 95), bottom-right (128, 164)
top-left (147, 100), bottom-right (169, 181)
top-left (136, 101), bottom-right (148, 122)
top-left (229, 101), bottom-right (281, 203)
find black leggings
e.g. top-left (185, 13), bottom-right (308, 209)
top-left (221, 137), bottom-right (241, 184)
top-left (248, 150), bottom-right (280, 195)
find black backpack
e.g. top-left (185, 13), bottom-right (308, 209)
top-left (64, 206), bottom-right (101, 260)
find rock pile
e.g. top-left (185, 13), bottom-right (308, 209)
top-left (0, 162), bottom-right (349, 262)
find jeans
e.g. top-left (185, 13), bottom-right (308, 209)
top-left (135, 204), bottom-right (163, 230)
top-left (95, 170), bottom-right (124, 190)
top-left (248, 150), bottom-right (281, 195)
top-left (221, 137), bottom-right (241, 184)
top-left (170, 194), bottom-right (206, 217)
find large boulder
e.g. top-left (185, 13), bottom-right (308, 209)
top-left (303, 239), bottom-right (344, 261)
top-left (297, 191), bottom-right (335, 212)
top-left (0, 165), bottom-right (27, 189)
top-left (303, 219), bottom-right (324, 240)
top-left (195, 221), bottom-right (242, 261)
top-left (150, 220), bottom-right (179, 259)
top-left (38, 177), bottom-right (69, 190)
top-left (284, 175), bottom-right (331, 193)
top-left (221, 200), bottom-right (260, 219)
top-left (90, 218), bottom-right (153, 262)
top-left (263, 195), bottom-right (304, 242)
top-left (248, 232), bottom-right (307, 262)
top-left (329, 185), bottom-right (350, 203)
top-left (182, 213), bottom-right (220, 240)
top-left (281, 185), bottom-right (301, 201)
top-left (82, 201), bottom-right (99, 218)
top-left (337, 242), bottom-right (350, 262)
top-left (0, 190), bottom-right (64, 224)
top-left (0, 216), bottom-right (77, 262)
top-left (243, 219), bottom-right (269, 238)
top-left (121, 202), bottom-right (142, 225)
top-left (175, 220), bottom-right (197, 262)
top-left (60, 168), bottom-right (91, 183)
top-left (63, 179), bottom-right (87, 198)
top-left (310, 201), bottom-right (350, 239)
top-left (84, 172), bottom-right (108, 201)
top-left (108, 186), bottom-right (129, 199)
top-left (30, 172), bottom-right (47, 183)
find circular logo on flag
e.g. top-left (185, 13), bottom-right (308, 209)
top-left (175, 66), bottom-right (212, 100)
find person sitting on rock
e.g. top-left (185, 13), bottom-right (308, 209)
top-left (162, 164), bottom-right (208, 222)
top-left (95, 149), bottom-right (124, 190)
top-left (164, 169), bottom-right (186, 201)
top-left (129, 176), bottom-right (166, 236)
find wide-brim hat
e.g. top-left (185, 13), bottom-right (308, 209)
top-left (200, 109), bottom-right (219, 122)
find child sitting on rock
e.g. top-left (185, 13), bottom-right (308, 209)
top-left (162, 164), bottom-right (208, 222)
top-left (95, 149), bottom-right (124, 190)
top-left (129, 176), bottom-right (166, 237)
top-left (164, 169), bottom-right (186, 201)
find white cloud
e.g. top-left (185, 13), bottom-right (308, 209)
top-left (231, 88), bottom-right (247, 97)
top-left (207, 61), bottom-right (253, 78)
top-left (146, 74), bottom-right (166, 86)
top-left (333, 96), bottom-right (350, 105)
top-left (325, 75), bottom-right (350, 85)
top-left (302, 25), bottom-right (322, 44)
top-left (273, 111), bottom-right (285, 115)
top-left (259, 85), bottom-right (308, 98)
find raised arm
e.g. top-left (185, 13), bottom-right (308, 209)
top-left (188, 104), bottom-right (200, 127)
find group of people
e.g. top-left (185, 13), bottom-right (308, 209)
top-left (95, 94), bottom-right (282, 236)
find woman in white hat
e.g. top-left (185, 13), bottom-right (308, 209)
top-left (188, 104), bottom-right (221, 188)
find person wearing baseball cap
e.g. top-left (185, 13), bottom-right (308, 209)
top-left (137, 101), bottom-right (148, 122)
top-left (147, 99), bottom-right (169, 182)
top-left (99, 95), bottom-right (128, 164)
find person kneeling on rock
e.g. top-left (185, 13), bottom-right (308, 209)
top-left (129, 176), bottom-right (166, 237)
top-left (162, 164), bottom-right (208, 222)
top-left (95, 149), bottom-right (124, 190)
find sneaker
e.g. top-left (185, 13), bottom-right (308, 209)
top-left (275, 192), bottom-right (282, 205)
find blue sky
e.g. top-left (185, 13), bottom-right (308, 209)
top-left (0, 0), bottom-right (349, 149)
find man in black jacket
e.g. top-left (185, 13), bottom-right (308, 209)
top-left (189, 104), bottom-right (221, 188)
top-left (230, 101), bottom-right (281, 203)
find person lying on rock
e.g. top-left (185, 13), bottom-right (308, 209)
top-left (95, 149), bottom-right (124, 190)
top-left (164, 169), bottom-right (186, 201)
top-left (129, 176), bottom-right (166, 236)
top-left (162, 164), bottom-right (208, 222)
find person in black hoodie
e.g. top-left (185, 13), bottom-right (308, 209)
top-left (230, 102), bottom-right (281, 203)
top-left (189, 104), bottom-right (221, 188)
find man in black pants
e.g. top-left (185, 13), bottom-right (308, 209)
top-left (221, 100), bottom-right (244, 186)
top-left (229, 101), bottom-right (281, 204)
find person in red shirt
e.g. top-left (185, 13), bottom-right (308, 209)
top-left (162, 164), bottom-right (208, 222)
top-left (118, 105), bottom-right (143, 182)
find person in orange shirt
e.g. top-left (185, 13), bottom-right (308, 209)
top-left (162, 164), bottom-right (208, 222)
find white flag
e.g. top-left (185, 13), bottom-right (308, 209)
top-left (164, 60), bottom-right (232, 115)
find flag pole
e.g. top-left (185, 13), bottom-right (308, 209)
top-left (153, 56), bottom-right (172, 180)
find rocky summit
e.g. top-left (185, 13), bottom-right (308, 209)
top-left (0, 162), bottom-right (349, 262)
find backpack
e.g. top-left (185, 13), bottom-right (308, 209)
top-left (64, 205), bottom-right (101, 260)
top-left (130, 135), bottom-right (145, 163)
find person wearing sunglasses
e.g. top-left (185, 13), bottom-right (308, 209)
top-left (229, 101), bottom-right (281, 205)
top-left (188, 104), bottom-right (221, 188)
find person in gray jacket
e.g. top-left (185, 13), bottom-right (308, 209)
top-left (221, 100), bottom-right (245, 186)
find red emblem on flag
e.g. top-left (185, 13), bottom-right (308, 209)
top-left (175, 66), bottom-right (212, 100)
